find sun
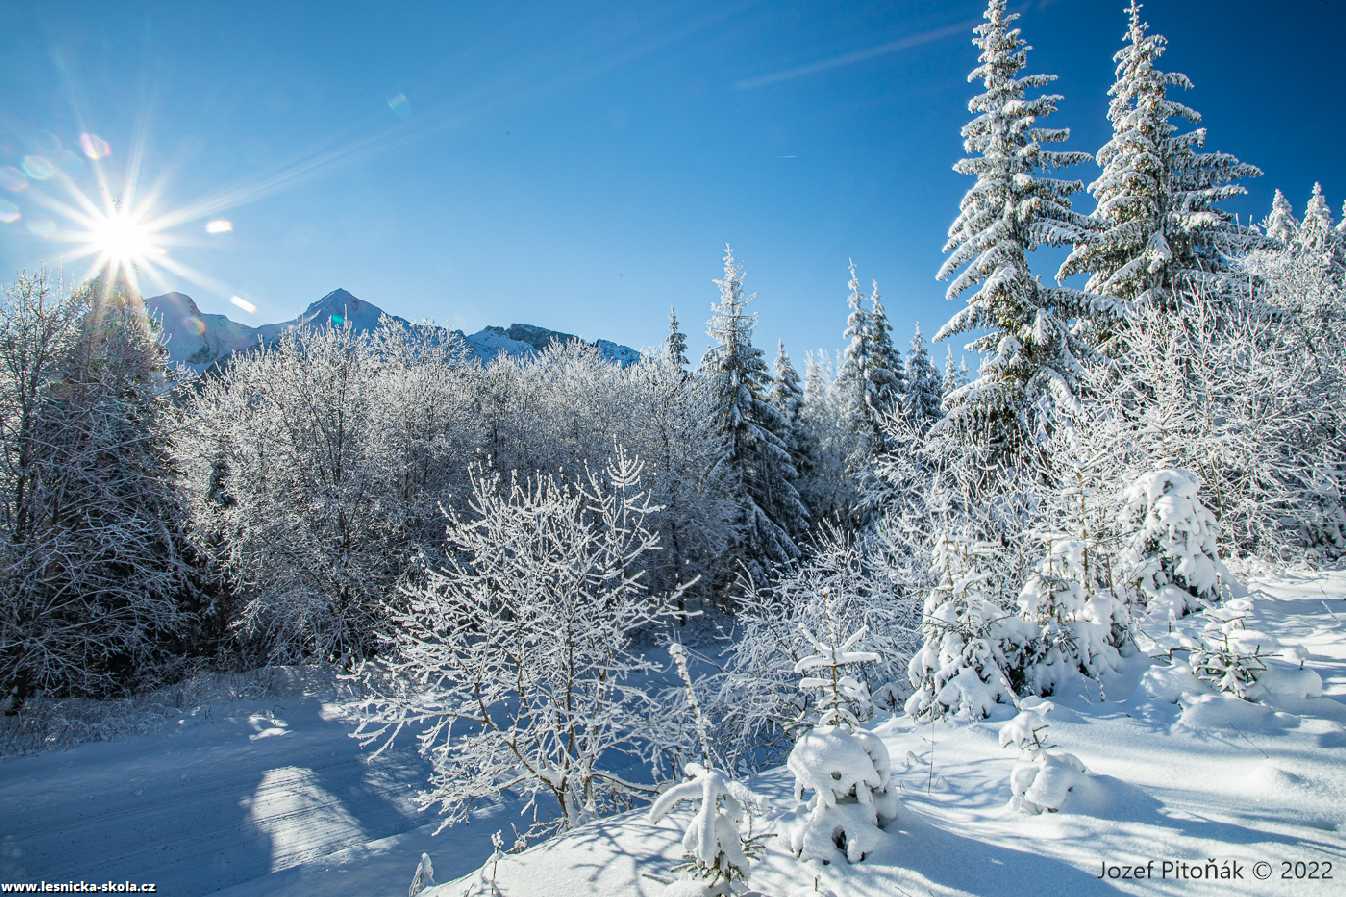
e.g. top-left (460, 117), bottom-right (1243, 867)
top-left (89, 206), bottom-right (161, 271)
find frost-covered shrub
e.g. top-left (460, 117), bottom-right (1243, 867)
top-left (1067, 292), bottom-right (1346, 566)
top-left (354, 450), bottom-right (675, 838)
top-left (1015, 539), bottom-right (1129, 695)
top-left (712, 526), bottom-right (918, 767)
top-left (999, 702), bottom-right (1089, 815)
top-left (1118, 469), bottom-right (1233, 622)
top-left (905, 535), bottom-right (1017, 722)
top-left (786, 623), bottom-right (898, 865)
top-left (179, 319), bottom-right (479, 663)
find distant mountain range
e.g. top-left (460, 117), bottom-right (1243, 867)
top-left (144, 288), bottom-right (642, 370)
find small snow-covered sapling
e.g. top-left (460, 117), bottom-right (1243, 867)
top-left (1189, 627), bottom-right (1268, 701)
top-left (786, 618), bottom-right (898, 864)
top-left (647, 644), bottom-right (764, 896)
top-left (649, 763), bottom-right (761, 896)
top-left (999, 701), bottom-right (1089, 815)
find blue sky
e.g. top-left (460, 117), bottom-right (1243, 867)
top-left (1, 0), bottom-right (1342, 364)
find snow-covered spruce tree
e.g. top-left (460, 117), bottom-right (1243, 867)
top-left (940, 348), bottom-right (964, 409)
top-left (1015, 538), bottom-right (1127, 696)
top-left (786, 617), bottom-right (899, 865)
top-left (0, 274), bottom-right (192, 710)
top-left (1117, 469), bottom-right (1232, 622)
top-left (666, 307), bottom-right (691, 370)
top-left (355, 450), bottom-right (673, 837)
top-left (864, 280), bottom-right (904, 441)
top-left (648, 644), bottom-right (764, 897)
top-left (902, 324), bottom-right (943, 435)
top-left (836, 260), bottom-right (872, 454)
top-left (935, 0), bottom-right (1110, 459)
top-left (1265, 188), bottom-right (1299, 247)
top-left (797, 353), bottom-right (861, 526)
top-left (905, 529), bottom-right (1017, 722)
top-left (1059, 1), bottom-right (1262, 313)
top-left (1298, 182), bottom-right (1335, 262)
top-left (699, 246), bottom-right (804, 586)
top-left (712, 524), bottom-right (919, 769)
top-left (772, 342), bottom-right (816, 519)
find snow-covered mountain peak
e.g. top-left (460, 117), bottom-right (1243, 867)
top-left (143, 289), bottom-right (640, 370)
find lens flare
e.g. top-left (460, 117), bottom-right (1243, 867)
top-left (387, 93), bottom-right (411, 119)
top-left (230, 295), bottom-right (257, 314)
top-left (0, 201), bottom-right (19, 224)
top-left (205, 218), bottom-right (233, 234)
top-left (21, 155), bottom-right (55, 181)
top-left (79, 133), bottom-right (111, 160)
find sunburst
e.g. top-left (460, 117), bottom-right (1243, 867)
top-left (26, 160), bottom-right (234, 305)
top-left (85, 201), bottom-right (164, 284)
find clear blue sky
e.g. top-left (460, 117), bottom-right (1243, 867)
top-left (1, 1), bottom-right (1342, 363)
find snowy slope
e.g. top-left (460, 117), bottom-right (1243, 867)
top-left (143, 289), bottom-right (641, 370)
top-left (438, 572), bottom-right (1346, 897)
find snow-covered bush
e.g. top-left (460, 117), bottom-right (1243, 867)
top-left (786, 623), bottom-right (898, 864)
top-left (620, 355), bottom-right (738, 618)
top-left (712, 526), bottom-right (918, 768)
top-left (999, 702), bottom-right (1089, 815)
top-left (905, 534), bottom-right (1017, 722)
top-left (1118, 469), bottom-right (1233, 622)
top-left (353, 449), bottom-right (675, 837)
top-left (1015, 539), bottom-right (1128, 696)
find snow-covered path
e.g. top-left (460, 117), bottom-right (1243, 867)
top-left (0, 692), bottom-right (504, 896)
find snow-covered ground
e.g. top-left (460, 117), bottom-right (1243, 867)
top-left (2, 573), bottom-right (1343, 897)
top-left (0, 674), bottom-right (513, 896)
top-left (441, 571), bottom-right (1346, 897)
